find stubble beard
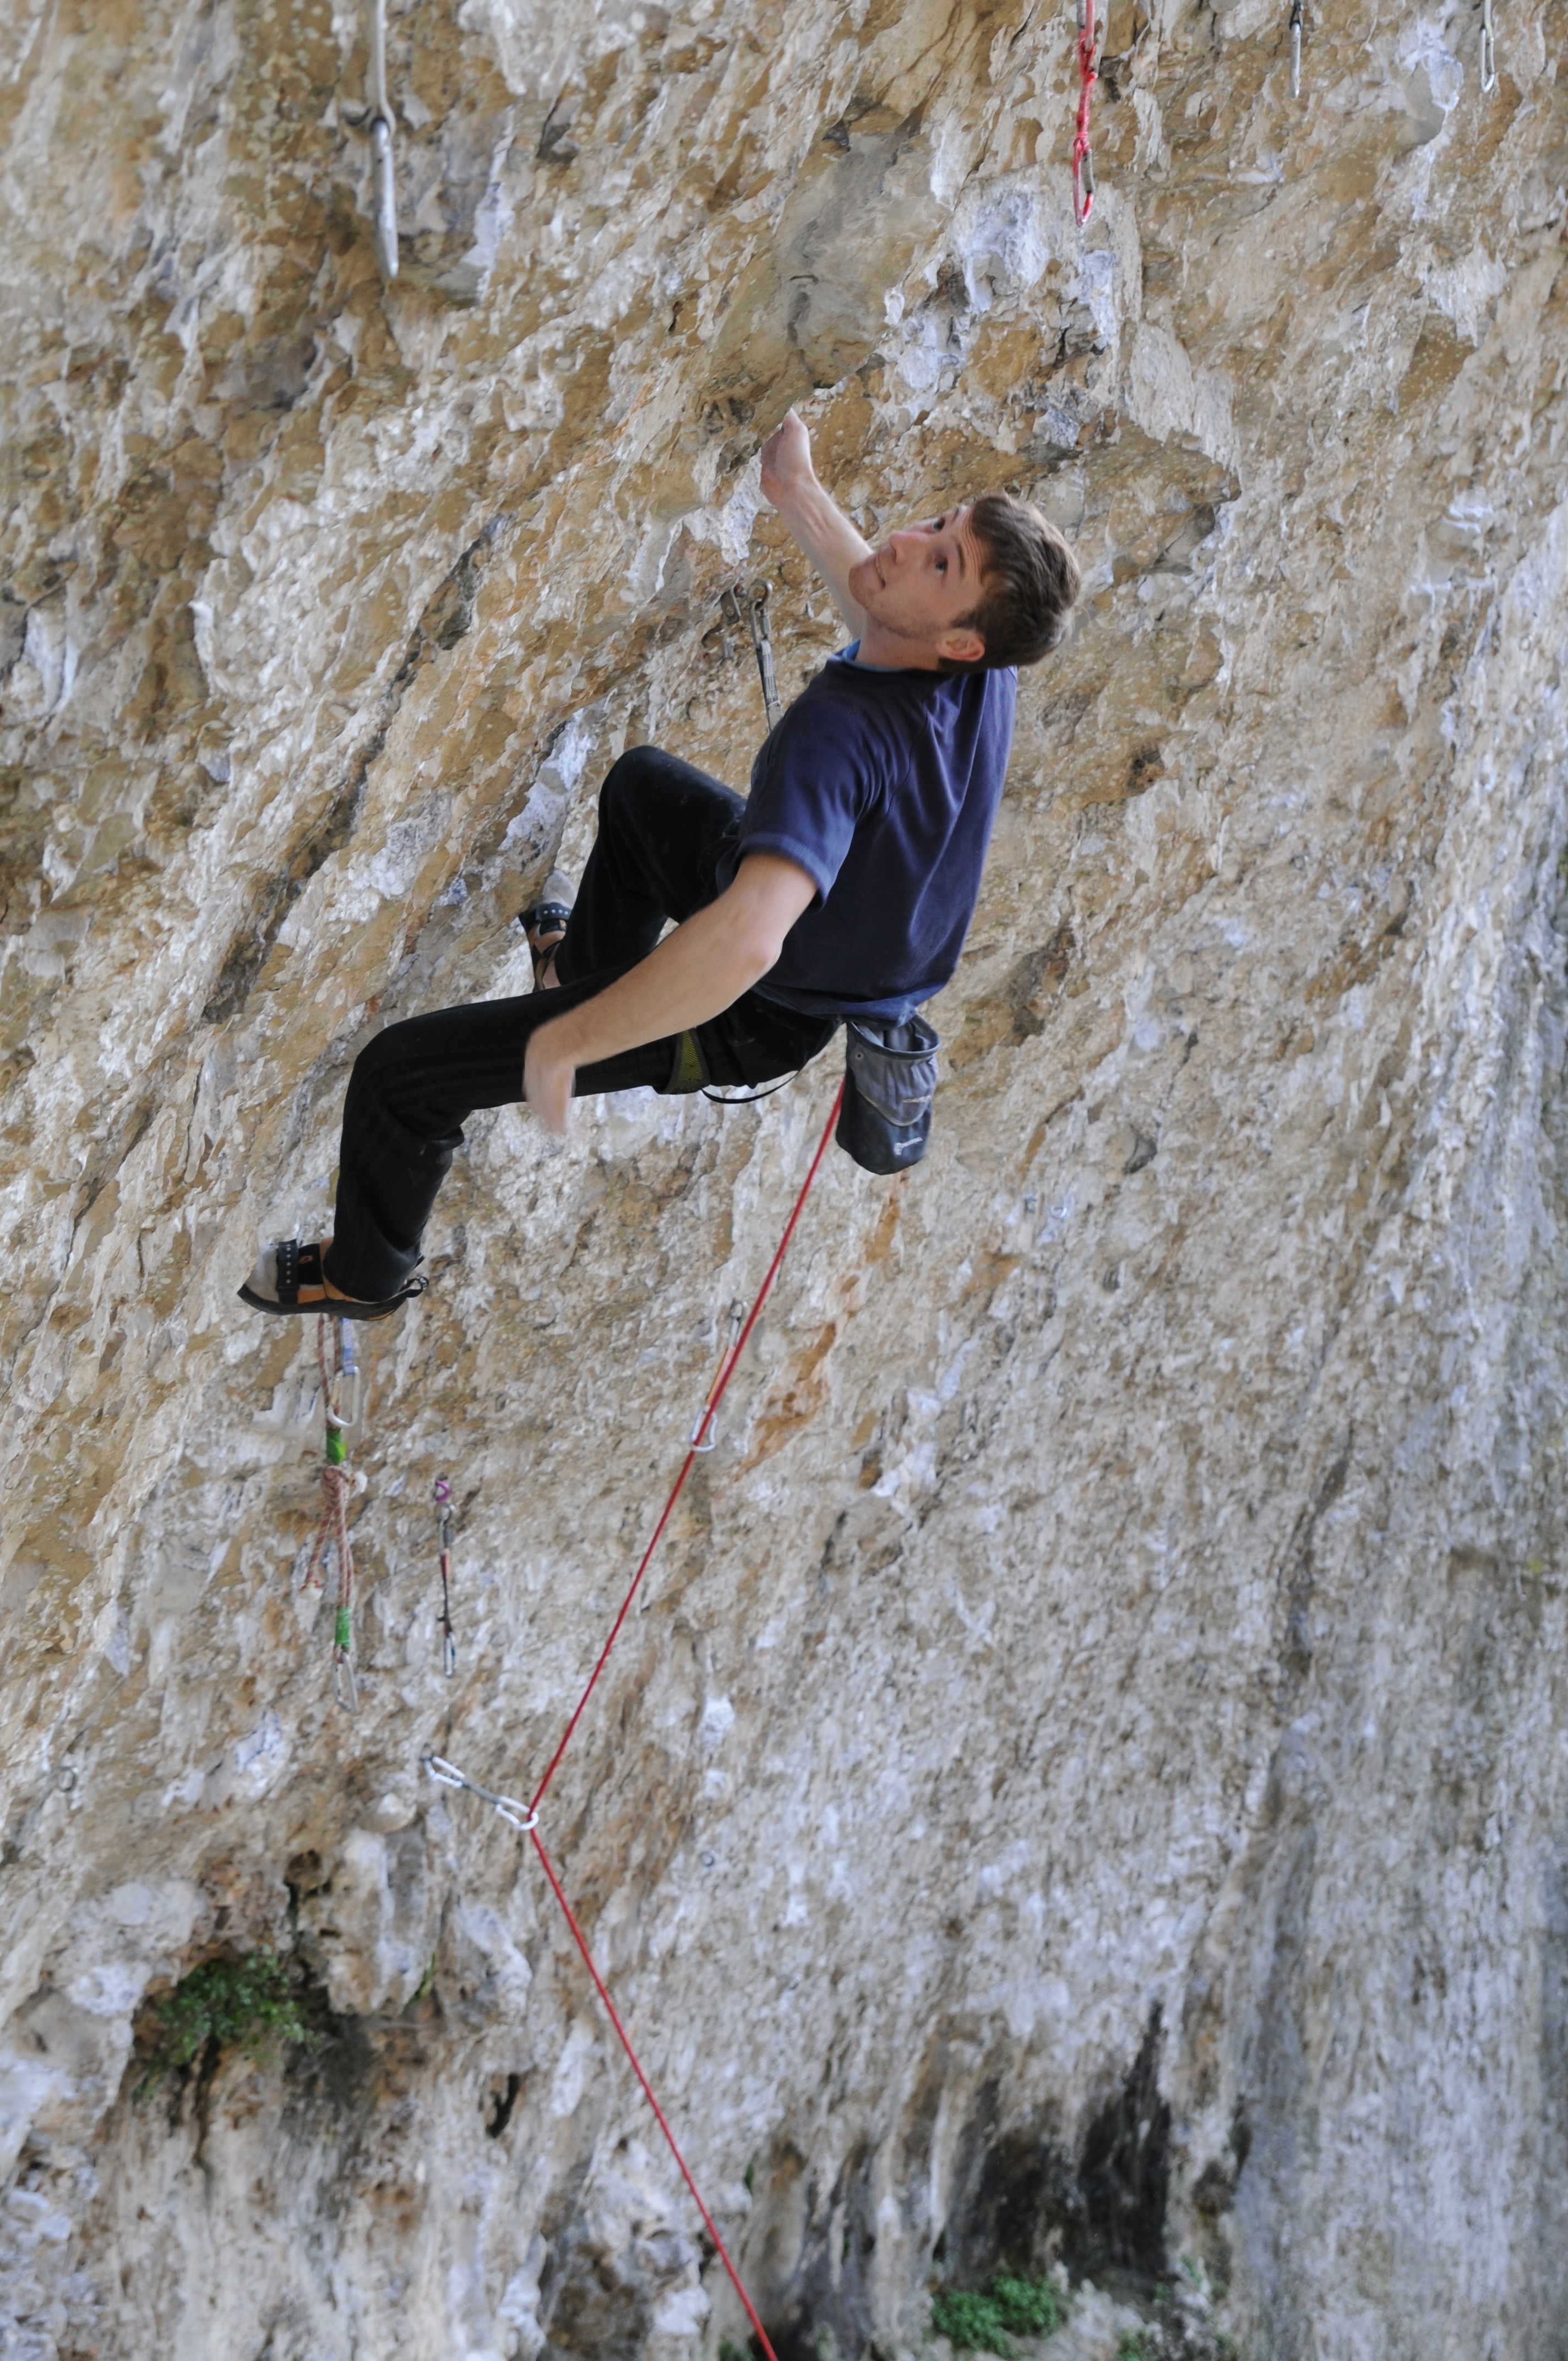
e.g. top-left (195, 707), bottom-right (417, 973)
top-left (854, 557), bottom-right (945, 661)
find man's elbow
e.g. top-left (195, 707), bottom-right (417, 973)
top-left (733, 926), bottom-right (786, 987)
top-left (721, 859), bottom-right (813, 984)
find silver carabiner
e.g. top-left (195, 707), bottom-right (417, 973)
top-left (689, 1301), bottom-right (745, 1450)
top-left (369, 117), bottom-right (398, 280)
top-left (1289, 0), bottom-right (1303, 96)
top-left (366, 0), bottom-right (398, 279)
top-left (745, 582), bottom-right (783, 731)
top-left (423, 1751), bottom-right (538, 1832)
top-left (1479, 0), bottom-right (1496, 92)
top-left (717, 584), bottom-right (742, 666)
top-left (327, 1315), bottom-right (361, 1431)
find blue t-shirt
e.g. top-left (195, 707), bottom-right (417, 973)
top-left (721, 647), bottom-right (1017, 1022)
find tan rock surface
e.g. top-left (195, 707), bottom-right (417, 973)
top-left (3, 0), bottom-right (1567, 2354)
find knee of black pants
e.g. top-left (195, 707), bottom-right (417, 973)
top-left (598, 746), bottom-right (659, 833)
top-left (345, 1016), bottom-right (451, 1140)
top-left (348, 1020), bottom-right (411, 1105)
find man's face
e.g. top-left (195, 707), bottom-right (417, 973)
top-left (848, 505), bottom-right (988, 663)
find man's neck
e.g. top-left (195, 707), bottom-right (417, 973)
top-left (852, 619), bottom-right (944, 672)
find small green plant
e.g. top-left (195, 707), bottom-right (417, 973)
top-left (718, 2343), bottom-right (752, 2361)
top-left (932, 2292), bottom-right (1006, 2353)
top-left (1115, 2334), bottom-right (1153, 2361)
top-left (932, 2272), bottom-right (1068, 2353)
top-left (137, 1951), bottom-right (317, 2088)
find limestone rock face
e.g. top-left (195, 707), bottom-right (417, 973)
top-left (3, 0), bottom-right (1567, 2354)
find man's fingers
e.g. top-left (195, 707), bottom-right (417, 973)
top-left (523, 1035), bottom-right (574, 1137)
top-left (760, 409), bottom-right (810, 490)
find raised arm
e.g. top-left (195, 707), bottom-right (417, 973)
top-left (759, 411), bottom-right (871, 637)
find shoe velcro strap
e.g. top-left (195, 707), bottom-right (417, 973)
top-left (276, 1239), bottom-right (324, 1305)
top-left (524, 902), bottom-right (573, 935)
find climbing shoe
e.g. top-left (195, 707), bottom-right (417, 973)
top-left (519, 871), bottom-right (574, 990)
top-left (238, 1239), bottom-right (428, 1321)
top-left (836, 1014), bottom-right (939, 1174)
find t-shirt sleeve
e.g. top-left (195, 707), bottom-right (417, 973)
top-left (736, 694), bottom-right (879, 902)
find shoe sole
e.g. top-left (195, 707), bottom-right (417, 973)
top-left (236, 1281), bottom-right (423, 1323)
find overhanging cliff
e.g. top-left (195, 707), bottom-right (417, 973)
top-left (3, 1), bottom-right (1568, 2355)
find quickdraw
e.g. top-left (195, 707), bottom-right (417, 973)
top-left (366, 0), bottom-right (398, 279)
top-left (424, 1753), bottom-right (535, 1831)
top-left (433, 1477), bottom-right (458, 1677)
top-left (720, 580), bottom-right (783, 733)
top-left (689, 1301), bottom-right (746, 1451)
top-left (1480, 0), bottom-right (1496, 91)
top-left (304, 1316), bottom-right (365, 1710)
top-left (1290, 0), bottom-right (1303, 97)
top-left (1073, 0), bottom-right (1098, 227)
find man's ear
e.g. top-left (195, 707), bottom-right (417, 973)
top-left (935, 625), bottom-right (986, 667)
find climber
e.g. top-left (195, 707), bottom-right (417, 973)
top-left (239, 410), bottom-right (1080, 1318)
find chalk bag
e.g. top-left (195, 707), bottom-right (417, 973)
top-left (836, 1013), bottom-right (940, 1174)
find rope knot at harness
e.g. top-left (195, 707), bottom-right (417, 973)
top-left (1072, 0), bottom-right (1099, 226)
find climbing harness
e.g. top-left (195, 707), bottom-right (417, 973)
top-left (838, 1014), bottom-right (940, 1174)
top-left (1480, 0), bottom-right (1496, 91)
top-left (1072, 0), bottom-right (1099, 226)
top-left (365, 0), bottom-right (398, 279)
top-left (689, 1302), bottom-right (746, 1450)
top-left (1289, 0), bottom-right (1304, 97)
top-left (423, 1080), bottom-right (845, 2361)
top-left (433, 1478), bottom-right (458, 1676)
top-left (702, 1072), bottom-right (798, 1106)
top-left (720, 581), bottom-right (783, 733)
top-left (304, 1317), bottom-right (365, 1710)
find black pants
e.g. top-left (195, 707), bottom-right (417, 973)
top-left (324, 747), bottom-right (836, 1299)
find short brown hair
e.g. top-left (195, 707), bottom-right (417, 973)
top-left (945, 493), bottom-right (1080, 671)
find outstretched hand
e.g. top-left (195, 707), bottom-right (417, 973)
top-left (759, 409), bottom-right (815, 508)
top-left (755, 409), bottom-right (870, 633)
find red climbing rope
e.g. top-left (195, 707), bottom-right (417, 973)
top-left (527, 1079), bottom-right (845, 1816)
top-left (532, 1830), bottom-right (781, 2361)
top-left (1072, 0), bottom-right (1098, 226)
top-left (431, 1081), bottom-right (846, 2361)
